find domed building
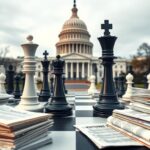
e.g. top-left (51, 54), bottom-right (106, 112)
top-left (55, 1), bottom-right (127, 82)
top-left (56, 1), bottom-right (98, 80)
top-left (17, 1), bottom-right (128, 83)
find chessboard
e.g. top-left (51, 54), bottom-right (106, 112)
top-left (37, 91), bottom-right (148, 150)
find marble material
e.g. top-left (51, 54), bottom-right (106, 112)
top-left (88, 75), bottom-right (99, 95)
top-left (16, 35), bottom-right (43, 112)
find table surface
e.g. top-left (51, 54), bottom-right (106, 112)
top-left (35, 92), bottom-right (149, 150)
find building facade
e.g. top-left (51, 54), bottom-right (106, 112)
top-left (17, 1), bottom-right (128, 83)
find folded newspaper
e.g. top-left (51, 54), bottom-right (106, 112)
top-left (75, 124), bottom-right (142, 149)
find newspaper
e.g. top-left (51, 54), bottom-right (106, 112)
top-left (0, 105), bottom-right (51, 129)
top-left (75, 124), bottom-right (142, 149)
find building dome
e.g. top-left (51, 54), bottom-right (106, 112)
top-left (62, 17), bottom-right (87, 31)
top-left (56, 2), bottom-right (93, 56)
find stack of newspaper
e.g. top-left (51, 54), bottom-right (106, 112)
top-left (0, 105), bottom-right (53, 150)
top-left (129, 87), bottom-right (150, 114)
top-left (75, 88), bottom-right (150, 149)
top-left (107, 109), bottom-right (150, 148)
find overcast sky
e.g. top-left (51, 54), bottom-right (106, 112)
top-left (0, 0), bottom-right (150, 59)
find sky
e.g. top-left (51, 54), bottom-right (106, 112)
top-left (0, 0), bottom-right (150, 59)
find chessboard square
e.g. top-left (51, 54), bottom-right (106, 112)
top-left (76, 117), bottom-right (106, 125)
top-left (38, 131), bottom-right (75, 150)
top-left (76, 110), bottom-right (94, 117)
top-left (76, 105), bottom-right (93, 110)
top-left (49, 117), bottom-right (75, 131)
top-left (76, 131), bottom-right (99, 150)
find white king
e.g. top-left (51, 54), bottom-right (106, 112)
top-left (16, 35), bottom-right (43, 111)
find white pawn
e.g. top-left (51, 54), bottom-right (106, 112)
top-left (0, 73), bottom-right (6, 94)
top-left (147, 73), bottom-right (150, 90)
top-left (88, 75), bottom-right (98, 95)
top-left (122, 73), bottom-right (133, 103)
top-left (34, 75), bottom-right (40, 94)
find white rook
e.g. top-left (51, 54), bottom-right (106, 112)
top-left (16, 35), bottom-right (43, 111)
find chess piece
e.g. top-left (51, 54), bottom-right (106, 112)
top-left (88, 75), bottom-right (98, 95)
top-left (62, 75), bottom-right (68, 94)
top-left (6, 65), bottom-right (14, 94)
top-left (0, 73), bottom-right (7, 94)
top-left (114, 76), bottom-right (119, 94)
top-left (34, 75), bottom-right (40, 94)
top-left (39, 50), bottom-right (51, 102)
top-left (117, 73), bottom-right (125, 98)
top-left (16, 35), bottom-right (43, 112)
top-left (50, 76), bottom-right (54, 96)
top-left (45, 55), bottom-right (72, 116)
top-left (122, 73), bottom-right (134, 102)
top-left (93, 20), bottom-right (124, 117)
top-left (147, 73), bottom-right (150, 90)
top-left (143, 74), bottom-right (148, 89)
top-left (14, 74), bottom-right (21, 99)
top-left (21, 74), bottom-right (25, 92)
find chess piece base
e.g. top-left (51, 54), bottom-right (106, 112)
top-left (38, 91), bottom-right (51, 102)
top-left (93, 102), bottom-right (124, 117)
top-left (16, 96), bottom-right (43, 112)
top-left (45, 104), bottom-right (72, 117)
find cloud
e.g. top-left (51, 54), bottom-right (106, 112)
top-left (0, 0), bottom-right (150, 58)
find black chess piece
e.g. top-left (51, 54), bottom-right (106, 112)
top-left (14, 74), bottom-right (21, 99)
top-left (50, 76), bottom-right (54, 96)
top-left (117, 73), bottom-right (125, 97)
top-left (39, 50), bottom-right (51, 102)
top-left (114, 76), bottom-right (119, 94)
top-left (62, 75), bottom-right (68, 94)
top-left (45, 55), bottom-right (72, 116)
top-left (93, 20), bottom-right (124, 117)
top-left (21, 73), bottom-right (25, 93)
top-left (6, 65), bottom-right (14, 94)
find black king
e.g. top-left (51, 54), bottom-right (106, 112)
top-left (93, 20), bottom-right (124, 117)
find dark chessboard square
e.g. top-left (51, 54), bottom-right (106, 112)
top-left (76, 110), bottom-right (94, 117)
top-left (50, 117), bottom-right (75, 131)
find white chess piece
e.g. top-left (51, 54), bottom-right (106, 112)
top-left (34, 75), bottom-right (40, 94)
top-left (0, 73), bottom-right (6, 94)
top-left (16, 35), bottom-right (43, 112)
top-left (88, 75), bottom-right (98, 95)
top-left (147, 73), bottom-right (150, 90)
top-left (122, 73), bottom-right (133, 102)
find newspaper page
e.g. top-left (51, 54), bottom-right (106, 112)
top-left (75, 124), bottom-right (142, 149)
top-left (0, 105), bottom-right (51, 128)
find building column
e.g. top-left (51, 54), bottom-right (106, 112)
top-left (88, 62), bottom-right (90, 78)
top-left (65, 62), bottom-right (68, 78)
top-left (76, 62), bottom-right (79, 79)
top-left (91, 63), bottom-right (93, 75)
top-left (71, 62), bottom-right (73, 79)
top-left (82, 62), bottom-right (85, 79)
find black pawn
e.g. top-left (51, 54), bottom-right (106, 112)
top-left (6, 65), bottom-right (14, 94)
top-left (117, 73), bottom-right (125, 97)
top-left (62, 75), bottom-right (68, 94)
top-left (50, 76), bottom-right (54, 96)
top-left (93, 20), bottom-right (124, 117)
top-left (14, 74), bottom-right (21, 99)
top-left (39, 50), bottom-right (51, 102)
top-left (45, 55), bottom-right (72, 117)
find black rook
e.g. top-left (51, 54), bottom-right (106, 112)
top-left (93, 20), bottom-right (124, 117)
